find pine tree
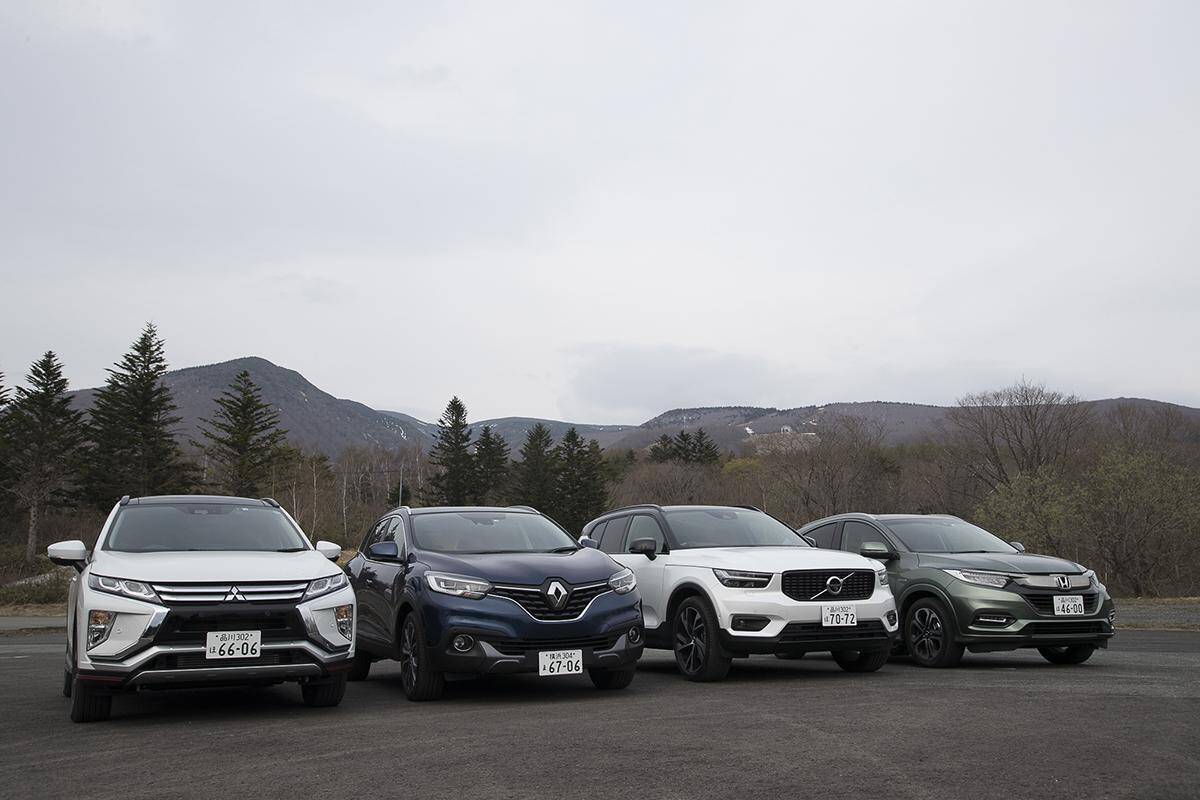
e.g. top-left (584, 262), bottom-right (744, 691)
top-left (691, 428), bottom-right (722, 464)
top-left (194, 370), bottom-right (287, 497)
top-left (473, 425), bottom-right (511, 505)
top-left (425, 396), bottom-right (475, 505)
top-left (648, 434), bottom-right (675, 463)
top-left (1, 352), bottom-right (87, 562)
top-left (673, 430), bottom-right (695, 461)
top-left (553, 428), bottom-right (608, 536)
top-left (510, 423), bottom-right (558, 513)
top-left (84, 324), bottom-right (193, 505)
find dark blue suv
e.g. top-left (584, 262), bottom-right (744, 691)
top-left (345, 506), bottom-right (644, 700)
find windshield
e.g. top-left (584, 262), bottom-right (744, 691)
top-left (664, 508), bottom-right (809, 549)
top-left (410, 511), bottom-right (578, 554)
top-left (883, 518), bottom-right (1016, 554)
top-left (104, 503), bottom-right (309, 553)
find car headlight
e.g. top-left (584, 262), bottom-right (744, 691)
top-left (87, 574), bottom-right (160, 603)
top-left (304, 572), bottom-right (348, 601)
top-left (609, 568), bottom-right (636, 595)
top-left (943, 569), bottom-right (1010, 588)
top-left (713, 569), bottom-right (772, 588)
top-left (425, 572), bottom-right (491, 600)
top-left (874, 565), bottom-right (889, 586)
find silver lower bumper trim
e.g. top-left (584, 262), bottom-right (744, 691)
top-left (127, 663), bottom-right (324, 686)
top-left (84, 639), bottom-right (350, 673)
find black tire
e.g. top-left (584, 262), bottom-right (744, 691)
top-left (832, 648), bottom-right (891, 673)
top-left (904, 597), bottom-right (965, 668)
top-left (347, 652), bottom-right (372, 682)
top-left (1038, 644), bottom-right (1096, 665)
top-left (301, 673), bottom-right (347, 707)
top-left (672, 596), bottom-right (732, 682)
top-left (774, 652), bottom-right (805, 660)
top-left (588, 666), bottom-right (636, 690)
top-left (69, 678), bottom-right (111, 723)
top-left (398, 613), bottom-right (444, 701)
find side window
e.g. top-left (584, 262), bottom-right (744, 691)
top-left (589, 520), bottom-right (608, 544)
top-left (386, 517), bottom-right (406, 556)
top-left (841, 521), bottom-right (885, 555)
top-left (625, 515), bottom-right (666, 553)
top-left (599, 517), bottom-right (629, 554)
top-left (361, 518), bottom-right (389, 550)
top-left (808, 522), bottom-right (840, 549)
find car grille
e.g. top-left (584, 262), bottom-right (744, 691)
top-left (1021, 592), bottom-right (1101, 616)
top-left (485, 633), bottom-right (620, 656)
top-left (149, 650), bottom-right (311, 670)
top-left (488, 582), bottom-right (611, 621)
top-left (781, 570), bottom-right (875, 602)
top-left (151, 581), bottom-right (309, 604)
top-left (1025, 621), bottom-right (1109, 636)
top-left (778, 620), bottom-right (889, 643)
top-left (154, 605), bottom-right (307, 646)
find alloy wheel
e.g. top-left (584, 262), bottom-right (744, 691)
top-left (399, 618), bottom-right (419, 691)
top-left (910, 606), bottom-right (944, 662)
top-left (675, 606), bottom-right (707, 675)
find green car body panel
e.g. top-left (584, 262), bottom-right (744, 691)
top-left (797, 514), bottom-right (1115, 665)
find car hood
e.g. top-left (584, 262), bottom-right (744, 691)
top-left (668, 546), bottom-right (879, 572)
top-left (916, 551), bottom-right (1086, 574)
top-left (90, 550), bottom-right (341, 583)
top-left (417, 547), bottom-right (621, 585)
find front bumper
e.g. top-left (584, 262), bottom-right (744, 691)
top-left (946, 583), bottom-right (1117, 651)
top-left (421, 589), bottom-right (644, 675)
top-left (74, 585), bottom-right (355, 690)
top-left (708, 578), bottom-right (900, 655)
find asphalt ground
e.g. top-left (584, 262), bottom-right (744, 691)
top-left (0, 630), bottom-right (1197, 800)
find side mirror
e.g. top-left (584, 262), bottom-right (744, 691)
top-left (579, 536), bottom-right (599, 549)
top-left (628, 538), bottom-right (657, 560)
top-left (859, 541), bottom-right (897, 561)
top-left (47, 540), bottom-right (88, 572)
top-left (367, 541), bottom-right (401, 561)
top-left (315, 541), bottom-right (342, 561)
top-left (802, 535), bottom-right (817, 547)
top-left (1009, 541), bottom-right (1026, 553)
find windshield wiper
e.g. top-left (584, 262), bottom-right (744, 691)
top-left (275, 547), bottom-right (307, 552)
top-left (546, 546), bottom-right (579, 553)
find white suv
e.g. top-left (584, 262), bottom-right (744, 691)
top-left (48, 495), bottom-right (356, 722)
top-left (581, 505), bottom-right (899, 680)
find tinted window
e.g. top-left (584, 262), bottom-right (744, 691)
top-left (884, 517), bottom-right (1016, 554)
top-left (599, 517), bottom-right (630, 554)
top-left (589, 520), bottom-right (608, 545)
top-left (105, 504), bottom-right (307, 553)
top-left (410, 511), bottom-right (578, 554)
top-left (808, 522), bottom-right (840, 549)
top-left (664, 508), bottom-right (808, 549)
top-left (625, 515), bottom-right (666, 553)
top-left (385, 517), bottom-right (406, 552)
top-left (364, 518), bottom-right (391, 549)
top-left (841, 521), bottom-right (885, 554)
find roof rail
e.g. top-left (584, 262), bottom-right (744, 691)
top-left (507, 505), bottom-right (539, 513)
top-left (260, 497), bottom-right (281, 508)
top-left (119, 495), bottom-right (131, 506)
top-left (608, 503), bottom-right (664, 514)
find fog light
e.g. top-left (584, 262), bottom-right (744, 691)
top-left (731, 615), bottom-right (770, 632)
top-left (1108, 611), bottom-right (1116, 626)
top-left (335, 605), bottom-right (353, 639)
top-left (452, 634), bottom-right (475, 652)
top-left (87, 610), bottom-right (116, 649)
top-left (886, 610), bottom-right (898, 627)
top-left (627, 626), bottom-right (642, 644)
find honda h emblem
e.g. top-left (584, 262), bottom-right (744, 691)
top-left (1055, 575), bottom-right (1071, 590)
top-left (543, 580), bottom-right (570, 611)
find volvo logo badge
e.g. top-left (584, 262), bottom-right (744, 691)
top-left (1055, 575), bottom-right (1071, 590)
top-left (223, 586), bottom-right (248, 602)
top-left (543, 580), bottom-right (570, 611)
top-left (826, 575), bottom-right (844, 596)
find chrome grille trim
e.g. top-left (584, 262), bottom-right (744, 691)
top-left (151, 581), bottom-right (309, 604)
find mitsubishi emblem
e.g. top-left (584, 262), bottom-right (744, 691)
top-left (223, 586), bottom-right (248, 602)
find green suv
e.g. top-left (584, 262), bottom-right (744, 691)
top-left (796, 514), bottom-right (1115, 667)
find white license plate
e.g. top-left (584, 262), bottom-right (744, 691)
top-left (822, 604), bottom-right (857, 626)
top-left (537, 649), bottom-right (583, 676)
top-left (1053, 595), bottom-right (1086, 616)
top-left (205, 630), bottom-right (262, 659)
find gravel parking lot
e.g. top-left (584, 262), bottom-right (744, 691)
top-left (1, 630), bottom-right (1197, 800)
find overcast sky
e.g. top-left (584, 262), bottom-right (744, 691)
top-left (1, 2), bottom-right (1197, 424)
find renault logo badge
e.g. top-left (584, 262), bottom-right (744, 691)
top-left (543, 580), bottom-right (570, 610)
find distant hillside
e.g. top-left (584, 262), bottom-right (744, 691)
top-left (68, 356), bottom-right (1200, 458)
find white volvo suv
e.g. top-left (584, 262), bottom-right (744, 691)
top-left (580, 505), bottom-right (899, 680)
top-left (48, 495), bottom-right (356, 722)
